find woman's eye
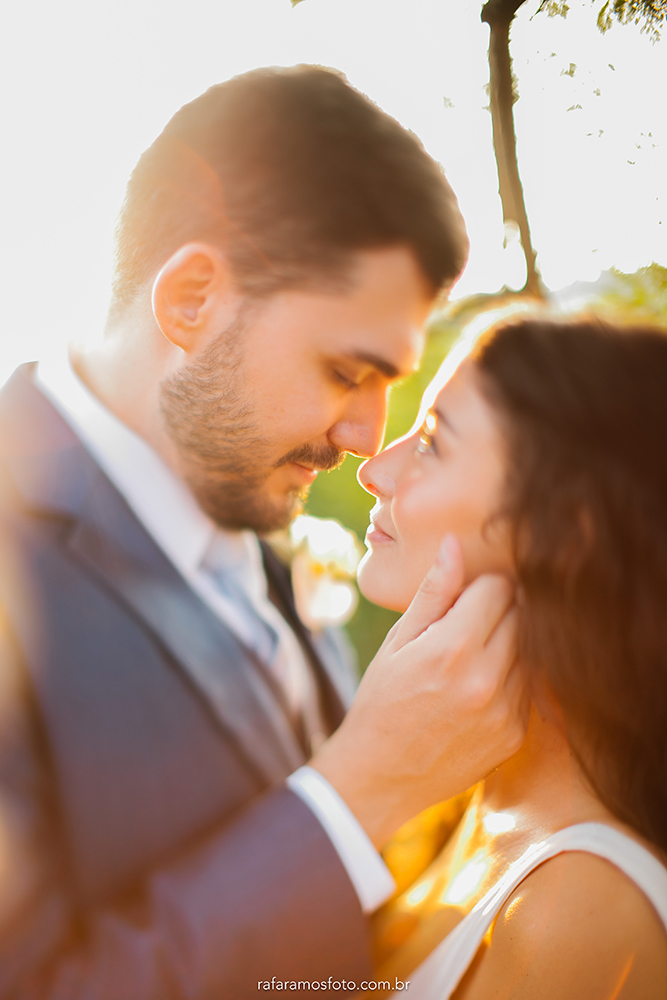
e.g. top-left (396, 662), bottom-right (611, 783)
top-left (416, 413), bottom-right (437, 455)
top-left (417, 429), bottom-right (435, 454)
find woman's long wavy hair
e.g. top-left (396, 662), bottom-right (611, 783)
top-left (475, 316), bottom-right (667, 854)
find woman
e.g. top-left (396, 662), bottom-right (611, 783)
top-left (357, 316), bottom-right (667, 999)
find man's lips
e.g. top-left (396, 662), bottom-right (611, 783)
top-left (287, 462), bottom-right (319, 484)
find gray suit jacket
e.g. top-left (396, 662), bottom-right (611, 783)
top-left (0, 366), bottom-right (372, 998)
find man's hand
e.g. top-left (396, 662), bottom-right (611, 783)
top-left (310, 535), bottom-right (528, 849)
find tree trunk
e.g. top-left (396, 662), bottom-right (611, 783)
top-left (481, 0), bottom-right (544, 297)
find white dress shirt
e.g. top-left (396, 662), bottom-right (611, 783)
top-left (36, 355), bottom-right (395, 914)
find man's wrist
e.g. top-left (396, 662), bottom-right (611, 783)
top-left (309, 732), bottom-right (411, 850)
top-left (287, 765), bottom-right (396, 913)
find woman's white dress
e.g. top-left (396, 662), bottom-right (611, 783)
top-left (391, 822), bottom-right (667, 999)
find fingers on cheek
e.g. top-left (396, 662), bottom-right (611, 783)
top-left (421, 628), bottom-right (495, 709)
top-left (416, 635), bottom-right (471, 688)
top-left (508, 724), bottom-right (527, 756)
top-left (472, 574), bottom-right (515, 622)
top-left (491, 606), bottom-right (519, 650)
top-left (463, 670), bottom-right (501, 715)
top-left (484, 685), bottom-right (527, 753)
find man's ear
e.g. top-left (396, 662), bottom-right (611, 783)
top-left (151, 242), bottom-right (236, 353)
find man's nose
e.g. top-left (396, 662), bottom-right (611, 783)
top-left (327, 383), bottom-right (388, 460)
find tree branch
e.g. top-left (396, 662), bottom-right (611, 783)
top-left (482, 0), bottom-right (544, 296)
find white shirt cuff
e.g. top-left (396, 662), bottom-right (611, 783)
top-left (286, 765), bottom-right (396, 915)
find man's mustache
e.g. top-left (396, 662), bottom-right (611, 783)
top-left (276, 442), bottom-right (345, 472)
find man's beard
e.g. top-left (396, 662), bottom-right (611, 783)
top-left (160, 312), bottom-right (343, 533)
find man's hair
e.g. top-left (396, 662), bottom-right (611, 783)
top-left (475, 316), bottom-right (667, 855)
top-left (111, 65), bottom-right (468, 310)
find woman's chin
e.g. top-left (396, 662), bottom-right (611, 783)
top-left (357, 555), bottom-right (413, 613)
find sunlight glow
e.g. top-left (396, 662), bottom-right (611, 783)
top-left (290, 515), bottom-right (361, 573)
top-left (406, 879), bottom-right (434, 908)
top-left (482, 812), bottom-right (517, 835)
top-left (441, 852), bottom-right (488, 907)
top-left (0, 1), bottom-right (664, 386)
top-left (289, 515), bottom-right (362, 628)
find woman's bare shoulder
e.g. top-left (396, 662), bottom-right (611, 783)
top-left (454, 849), bottom-right (667, 1000)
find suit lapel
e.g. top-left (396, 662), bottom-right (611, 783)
top-left (66, 513), bottom-right (307, 782)
top-left (0, 368), bottom-right (306, 785)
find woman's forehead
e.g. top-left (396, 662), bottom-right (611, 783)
top-left (422, 357), bottom-right (474, 414)
top-left (407, 357), bottom-right (471, 437)
top-left (426, 360), bottom-right (504, 448)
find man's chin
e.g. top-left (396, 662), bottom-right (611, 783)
top-left (198, 486), bottom-right (306, 535)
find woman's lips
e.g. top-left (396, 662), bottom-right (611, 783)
top-left (365, 521), bottom-right (394, 546)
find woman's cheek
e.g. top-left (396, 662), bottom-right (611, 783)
top-left (396, 484), bottom-right (492, 587)
top-left (394, 498), bottom-right (445, 589)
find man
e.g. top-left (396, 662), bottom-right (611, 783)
top-left (0, 66), bottom-right (524, 997)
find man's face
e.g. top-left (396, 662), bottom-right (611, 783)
top-left (160, 245), bottom-right (433, 533)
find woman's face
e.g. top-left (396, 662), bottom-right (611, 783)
top-left (357, 360), bottom-right (513, 612)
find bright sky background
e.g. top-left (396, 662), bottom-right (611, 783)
top-left (0, 0), bottom-right (664, 386)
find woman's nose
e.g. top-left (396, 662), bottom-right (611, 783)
top-left (357, 439), bottom-right (407, 498)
